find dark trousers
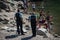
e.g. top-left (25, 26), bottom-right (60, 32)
top-left (16, 21), bottom-right (24, 34)
top-left (31, 25), bottom-right (36, 36)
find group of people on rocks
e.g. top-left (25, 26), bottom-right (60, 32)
top-left (14, 0), bottom-right (53, 37)
top-left (36, 9), bottom-right (53, 32)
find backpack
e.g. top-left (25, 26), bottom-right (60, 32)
top-left (15, 12), bottom-right (22, 21)
top-left (31, 15), bottom-right (36, 23)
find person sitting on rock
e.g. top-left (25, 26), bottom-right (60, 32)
top-left (39, 10), bottom-right (46, 28)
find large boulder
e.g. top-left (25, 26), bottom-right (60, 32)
top-left (37, 27), bottom-right (48, 37)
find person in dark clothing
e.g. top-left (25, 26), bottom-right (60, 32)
top-left (30, 13), bottom-right (36, 37)
top-left (15, 9), bottom-right (24, 35)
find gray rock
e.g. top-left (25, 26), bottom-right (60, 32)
top-left (37, 28), bottom-right (48, 37)
top-left (54, 34), bottom-right (59, 38)
top-left (2, 19), bottom-right (9, 24)
top-left (0, 18), bottom-right (4, 22)
top-left (3, 14), bottom-right (8, 17)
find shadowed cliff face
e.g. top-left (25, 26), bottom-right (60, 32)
top-left (0, 2), bottom-right (7, 10)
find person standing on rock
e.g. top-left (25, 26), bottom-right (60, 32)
top-left (14, 9), bottom-right (24, 35)
top-left (30, 12), bottom-right (36, 37)
top-left (32, 2), bottom-right (36, 11)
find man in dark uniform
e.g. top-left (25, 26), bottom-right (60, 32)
top-left (30, 13), bottom-right (36, 37)
top-left (15, 9), bottom-right (24, 35)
